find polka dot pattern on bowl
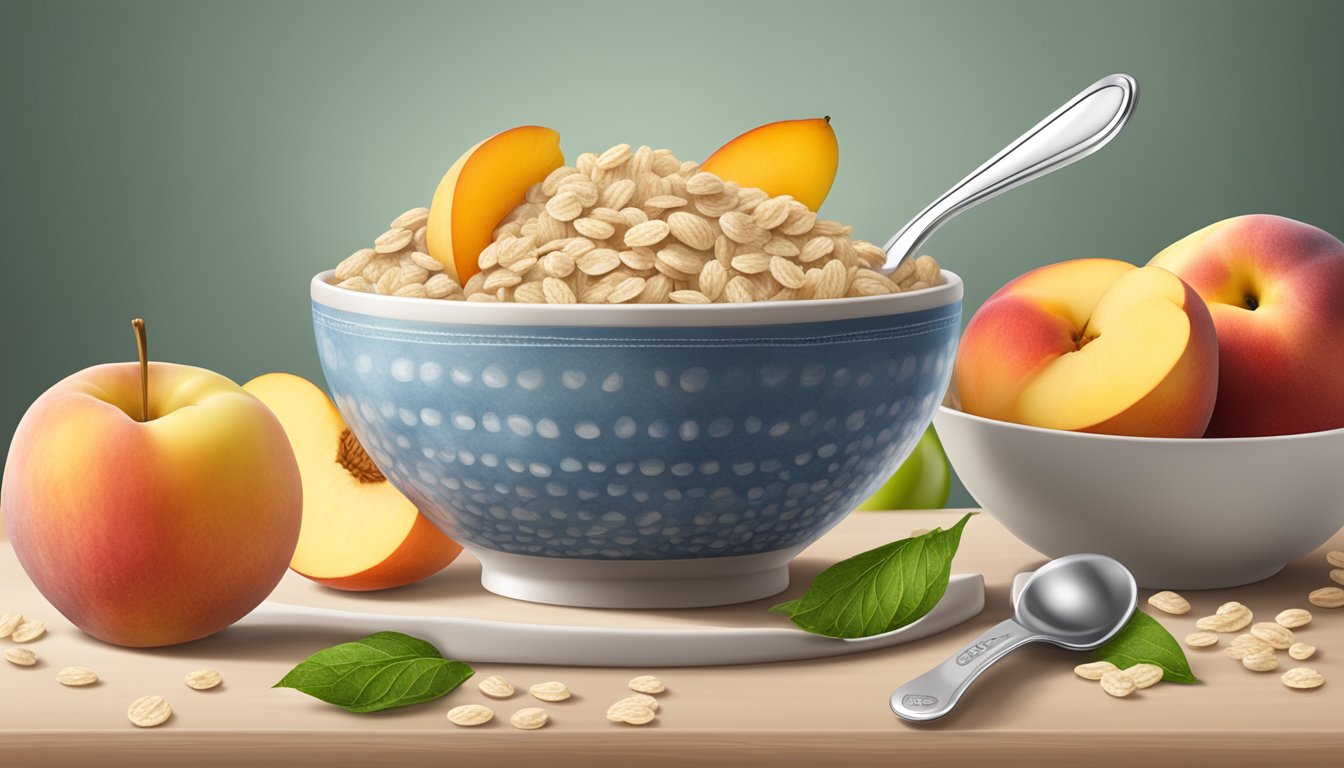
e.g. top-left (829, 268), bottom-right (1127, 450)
top-left (314, 304), bottom-right (960, 560)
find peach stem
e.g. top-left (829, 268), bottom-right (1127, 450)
top-left (132, 318), bottom-right (148, 422)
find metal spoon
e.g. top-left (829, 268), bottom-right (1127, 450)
top-left (882, 74), bottom-right (1138, 274)
top-left (890, 553), bottom-right (1137, 722)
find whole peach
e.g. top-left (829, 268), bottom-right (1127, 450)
top-left (1150, 214), bottom-right (1344, 437)
top-left (2, 362), bottom-right (301, 647)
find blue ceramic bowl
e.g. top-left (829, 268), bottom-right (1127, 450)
top-left (311, 270), bottom-right (962, 607)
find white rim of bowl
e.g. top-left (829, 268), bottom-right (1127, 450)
top-left (311, 269), bottom-right (963, 327)
top-left (937, 403), bottom-right (1344, 444)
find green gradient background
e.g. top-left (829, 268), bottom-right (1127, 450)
top-left (2, 0), bottom-right (1341, 507)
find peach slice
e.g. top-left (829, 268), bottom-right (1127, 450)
top-left (425, 125), bottom-right (564, 283)
top-left (956, 259), bottom-right (1219, 437)
top-left (701, 117), bottom-right (838, 211)
top-left (243, 373), bottom-right (461, 591)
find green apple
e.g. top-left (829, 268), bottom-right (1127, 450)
top-left (857, 426), bottom-right (950, 511)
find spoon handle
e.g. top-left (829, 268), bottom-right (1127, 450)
top-left (881, 73), bottom-right (1138, 273)
top-left (890, 618), bottom-right (1039, 721)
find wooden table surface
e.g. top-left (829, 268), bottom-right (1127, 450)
top-left (2, 509), bottom-right (1341, 767)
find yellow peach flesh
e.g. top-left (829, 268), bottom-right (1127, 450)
top-left (701, 117), bottom-right (838, 211)
top-left (425, 126), bottom-right (564, 283)
top-left (243, 373), bottom-right (460, 589)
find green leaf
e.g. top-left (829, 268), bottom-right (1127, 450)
top-left (769, 513), bottom-right (972, 638)
top-left (1096, 610), bottom-right (1198, 684)
top-left (274, 631), bottom-right (475, 713)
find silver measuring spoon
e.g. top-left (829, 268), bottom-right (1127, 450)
top-left (882, 74), bottom-right (1138, 274)
top-left (890, 554), bottom-right (1137, 722)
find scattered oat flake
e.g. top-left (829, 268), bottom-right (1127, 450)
top-left (1242, 646), bottom-right (1279, 672)
top-left (1100, 669), bottom-right (1136, 698)
top-left (1146, 591), bottom-right (1190, 615)
top-left (1225, 633), bottom-right (1272, 661)
top-left (1275, 608), bottom-right (1312, 629)
top-left (606, 699), bottom-right (656, 725)
top-left (184, 669), bottom-right (222, 690)
top-left (1073, 661), bottom-right (1117, 680)
top-left (1281, 667), bottom-right (1324, 690)
top-left (10, 619), bottom-right (45, 643)
top-left (57, 667), bottom-right (98, 686)
top-left (616, 693), bottom-right (659, 712)
top-left (127, 695), bottom-right (172, 727)
top-left (1125, 664), bottom-right (1163, 689)
top-left (447, 704), bottom-right (494, 726)
top-left (0, 612), bottom-right (21, 638)
top-left (1185, 631), bottom-right (1219, 648)
top-left (529, 681), bottom-right (571, 702)
top-left (1308, 587), bottom-right (1344, 608)
top-left (510, 707), bottom-right (548, 730)
top-left (478, 675), bottom-right (515, 699)
top-left (1249, 622), bottom-right (1294, 649)
top-left (5, 648), bottom-right (37, 666)
top-left (628, 675), bottom-right (665, 694)
top-left (1289, 642), bottom-right (1316, 661)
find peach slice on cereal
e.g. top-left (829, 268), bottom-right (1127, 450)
top-left (701, 117), bottom-right (838, 212)
top-left (425, 125), bottom-right (564, 283)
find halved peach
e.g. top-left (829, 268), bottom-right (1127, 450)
top-left (956, 260), bottom-right (1219, 438)
top-left (243, 373), bottom-right (461, 591)
top-left (425, 125), bottom-right (564, 283)
top-left (701, 117), bottom-right (838, 211)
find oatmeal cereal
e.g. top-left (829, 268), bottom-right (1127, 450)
top-left (331, 207), bottom-right (463, 299)
top-left (329, 145), bottom-right (942, 304)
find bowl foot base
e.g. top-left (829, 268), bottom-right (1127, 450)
top-left (1130, 561), bottom-right (1287, 591)
top-left (471, 546), bottom-right (805, 608)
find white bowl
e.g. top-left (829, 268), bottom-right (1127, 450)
top-left (935, 405), bottom-right (1344, 589)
